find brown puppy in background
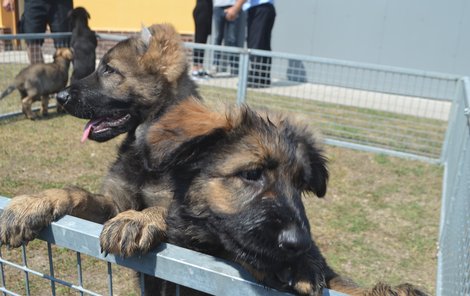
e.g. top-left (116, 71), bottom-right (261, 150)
top-left (0, 48), bottom-right (73, 119)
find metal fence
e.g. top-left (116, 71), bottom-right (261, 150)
top-left (0, 32), bottom-right (468, 295)
top-left (436, 78), bottom-right (470, 296)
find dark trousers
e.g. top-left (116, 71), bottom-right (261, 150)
top-left (21, 0), bottom-right (73, 47)
top-left (247, 3), bottom-right (276, 86)
top-left (213, 6), bottom-right (244, 74)
top-left (192, 0), bottom-right (213, 65)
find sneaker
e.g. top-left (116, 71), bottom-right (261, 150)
top-left (198, 70), bottom-right (212, 79)
top-left (191, 70), bottom-right (201, 81)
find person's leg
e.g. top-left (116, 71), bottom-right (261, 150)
top-left (246, 3), bottom-right (276, 86)
top-left (192, 1), bottom-right (212, 75)
top-left (22, 0), bottom-right (48, 64)
top-left (225, 13), bottom-right (243, 75)
top-left (213, 6), bottom-right (227, 69)
top-left (48, 0), bottom-right (73, 48)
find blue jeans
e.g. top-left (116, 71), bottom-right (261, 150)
top-left (213, 6), bottom-right (244, 73)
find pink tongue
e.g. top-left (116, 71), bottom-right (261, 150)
top-left (81, 123), bottom-right (93, 143)
top-left (80, 120), bottom-right (98, 143)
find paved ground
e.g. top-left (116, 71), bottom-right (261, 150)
top-left (197, 74), bottom-right (451, 121)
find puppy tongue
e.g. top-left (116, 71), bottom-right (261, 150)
top-left (81, 119), bottom-right (100, 143)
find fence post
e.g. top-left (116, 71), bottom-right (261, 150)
top-left (440, 78), bottom-right (463, 164)
top-left (236, 49), bottom-right (249, 104)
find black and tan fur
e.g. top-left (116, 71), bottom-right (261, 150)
top-left (0, 48), bottom-right (73, 119)
top-left (0, 24), bottom-right (427, 296)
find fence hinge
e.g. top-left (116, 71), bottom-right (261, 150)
top-left (465, 107), bottom-right (470, 129)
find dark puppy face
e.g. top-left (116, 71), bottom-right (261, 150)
top-left (56, 24), bottom-right (189, 142)
top-left (145, 99), bottom-right (328, 274)
top-left (69, 7), bottom-right (90, 24)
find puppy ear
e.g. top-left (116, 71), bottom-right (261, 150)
top-left (145, 98), bottom-right (232, 170)
top-left (140, 24), bottom-right (152, 46)
top-left (139, 23), bottom-right (187, 83)
top-left (305, 143), bottom-right (329, 198)
top-left (291, 125), bottom-right (329, 198)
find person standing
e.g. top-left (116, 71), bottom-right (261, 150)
top-left (192, 0), bottom-right (213, 79)
top-left (2, 0), bottom-right (73, 64)
top-left (225, 0), bottom-right (275, 88)
top-left (212, 0), bottom-right (245, 75)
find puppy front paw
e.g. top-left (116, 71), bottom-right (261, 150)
top-left (100, 209), bottom-right (167, 258)
top-left (0, 195), bottom-right (58, 248)
top-left (261, 255), bottom-right (326, 296)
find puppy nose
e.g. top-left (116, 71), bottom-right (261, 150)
top-left (56, 88), bottom-right (71, 105)
top-left (278, 224), bottom-right (312, 256)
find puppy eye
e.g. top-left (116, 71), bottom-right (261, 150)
top-left (103, 64), bottom-right (116, 75)
top-left (238, 168), bottom-right (263, 182)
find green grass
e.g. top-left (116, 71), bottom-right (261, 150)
top-left (198, 84), bottom-right (447, 158)
top-left (0, 63), bottom-right (29, 113)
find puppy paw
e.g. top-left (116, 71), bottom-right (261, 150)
top-left (265, 258), bottom-right (326, 296)
top-left (100, 209), bottom-right (167, 258)
top-left (0, 195), bottom-right (59, 248)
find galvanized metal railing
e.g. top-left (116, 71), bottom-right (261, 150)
top-left (436, 77), bottom-right (470, 296)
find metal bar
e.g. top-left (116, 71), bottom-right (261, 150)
top-left (76, 252), bottom-right (84, 296)
top-left (139, 272), bottom-right (145, 296)
top-left (0, 287), bottom-right (21, 296)
top-left (0, 105), bottom-right (57, 121)
top-left (236, 49), bottom-right (249, 104)
top-left (0, 257), bottom-right (101, 296)
top-left (439, 79), bottom-right (463, 163)
top-left (324, 138), bottom-right (441, 164)
top-left (0, 32), bottom-right (71, 40)
top-left (20, 245), bottom-right (30, 296)
top-left (175, 284), bottom-right (180, 296)
top-left (47, 243), bottom-right (56, 296)
top-left (96, 33), bottom-right (127, 42)
top-left (0, 248), bottom-right (6, 296)
top-left (107, 262), bottom-right (113, 296)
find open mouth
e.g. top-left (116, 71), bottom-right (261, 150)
top-left (81, 113), bottom-right (131, 143)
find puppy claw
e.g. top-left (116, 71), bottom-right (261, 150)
top-left (99, 209), bottom-right (166, 258)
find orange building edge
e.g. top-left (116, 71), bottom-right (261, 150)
top-left (0, 0), bottom-right (196, 38)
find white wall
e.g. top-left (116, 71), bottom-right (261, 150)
top-left (272, 0), bottom-right (470, 76)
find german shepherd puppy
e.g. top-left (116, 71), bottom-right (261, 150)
top-left (0, 48), bottom-right (73, 119)
top-left (68, 7), bottom-right (98, 83)
top-left (110, 98), bottom-right (425, 296)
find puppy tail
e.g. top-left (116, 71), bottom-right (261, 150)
top-left (0, 85), bottom-right (15, 100)
top-left (327, 276), bottom-right (429, 296)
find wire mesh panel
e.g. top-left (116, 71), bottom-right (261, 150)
top-left (0, 34), bottom-right (459, 161)
top-left (186, 44), bottom-right (459, 162)
top-left (436, 78), bottom-right (470, 296)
